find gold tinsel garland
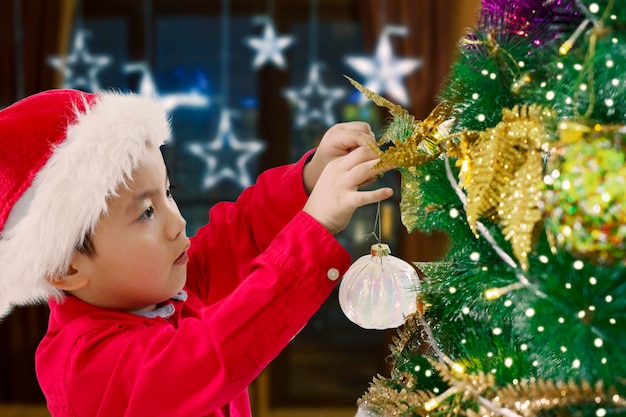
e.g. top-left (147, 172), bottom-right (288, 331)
top-left (493, 378), bottom-right (626, 417)
top-left (358, 313), bottom-right (626, 417)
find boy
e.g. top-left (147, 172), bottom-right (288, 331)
top-left (0, 89), bottom-right (392, 416)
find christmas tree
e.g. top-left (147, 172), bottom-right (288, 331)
top-left (348, 0), bottom-right (626, 415)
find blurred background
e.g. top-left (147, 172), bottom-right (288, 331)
top-left (0, 0), bottom-right (479, 415)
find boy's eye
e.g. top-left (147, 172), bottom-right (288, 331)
top-left (166, 184), bottom-right (176, 199)
top-left (138, 206), bottom-right (155, 221)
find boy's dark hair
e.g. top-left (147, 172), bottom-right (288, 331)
top-left (76, 234), bottom-right (96, 257)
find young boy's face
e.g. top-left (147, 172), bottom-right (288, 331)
top-left (64, 145), bottom-right (190, 312)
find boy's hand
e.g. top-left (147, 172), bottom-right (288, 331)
top-left (303, 146), bottom-right (393, 235)
top-left (303, 122), bottom-right (378, 194)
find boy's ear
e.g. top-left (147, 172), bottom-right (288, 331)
top-left (47, 263), bottom-right (89, 291)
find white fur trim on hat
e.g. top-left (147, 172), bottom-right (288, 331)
top-left (0, 91), bottom-right (170, 318)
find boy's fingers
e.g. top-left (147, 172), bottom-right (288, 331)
top-left (338, 121), bottom-right (374, 135)
top-left (339, 145), bottom-right (381, 166)
top-left (339, 157), bottom-right (389, 190)
top-left (335, 135), bottom-right (377, 155)
top-left (359, 173), bottom-right (384, 187)
top-left (352, 188), bottom-right (394, 208)
top-left (332, 124), bottom-right (377, 153)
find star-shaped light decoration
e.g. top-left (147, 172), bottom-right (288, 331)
top-left (48, 28), bottom-right (112, 92)
top-left (123, 62), bottom-right (210, 113)
top-left (245, 16), bottom-right (295, 70)
top-left (187, 108), bottom-right (266, 190)
top-left (344, 25), bottom-right (423, 106)
top-left (283, 61), bottom-right (346, 127)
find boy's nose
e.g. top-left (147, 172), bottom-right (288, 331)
top-left (166, 206), bottom-right (187, 240)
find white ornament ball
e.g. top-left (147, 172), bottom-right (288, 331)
top-left (339, 243), bottom-right (420, 330)
top-left (354, 406), bottom-right (379, 417)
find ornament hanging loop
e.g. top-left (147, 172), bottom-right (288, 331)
top-left (370, 242), bottom-right (390, 257)
top-left (372, 201), bottom-right (383, 244)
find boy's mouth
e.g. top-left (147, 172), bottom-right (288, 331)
top-left (174, 250), bottom-right (189, 265)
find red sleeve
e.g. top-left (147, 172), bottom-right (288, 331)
top-left (186, 150), bottom-right (315, 303)
top-left (44, 211), bottom-right (351, 416)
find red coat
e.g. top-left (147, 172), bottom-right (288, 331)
top-left (35, 153), bottom-right (352, 416)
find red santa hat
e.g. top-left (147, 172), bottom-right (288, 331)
top-left (0, 89), bottom-right (170, 318)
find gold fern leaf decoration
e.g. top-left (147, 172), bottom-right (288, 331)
top-left (462, 104), bottom-right (550, 268)
top-left (500, 150), bottom-right (544, 270)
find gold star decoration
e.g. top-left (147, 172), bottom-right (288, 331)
top-left (345, 75), bottom-right (455, 169)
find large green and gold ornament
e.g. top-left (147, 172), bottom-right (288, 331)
top-left (544, 122), bottom-right (626, 264)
